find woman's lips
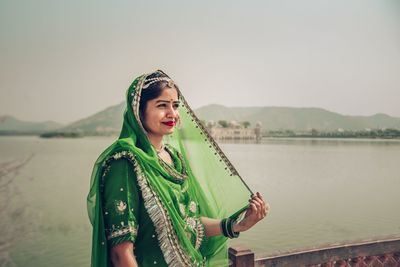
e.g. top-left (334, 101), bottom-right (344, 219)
top-left (162, 121), bottom-right (176, 127)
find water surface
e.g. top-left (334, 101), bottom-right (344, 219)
top-left (1, 136), bottom-right (399, 266)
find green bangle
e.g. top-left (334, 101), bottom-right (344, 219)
top-left (221, 217), bottom-right (240, 238)
top-left (220, 218), bottom-right (229, 237)
top-left (227, 218), bottom-right (240, 238)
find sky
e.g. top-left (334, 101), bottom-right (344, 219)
top-left (1, 0), bottom-right (399, 124)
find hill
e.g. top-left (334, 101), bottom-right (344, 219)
top-left (4, 104), bottom-right (400, 136)
top-left (60, 103), bottom-right (125, 135)
top-left (195, 104), bottom-right (400, 131)
top-left (0, 115), bottom-right (62, 134)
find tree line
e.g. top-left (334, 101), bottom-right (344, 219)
top-left (265, 128), bottom-right (400, 138)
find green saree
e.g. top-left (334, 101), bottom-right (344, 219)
top-left (87, 70), bottom-right (252, 267)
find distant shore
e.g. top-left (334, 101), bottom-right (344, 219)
top-left (1, 130), bottom-right (400, 140)
top-left (264, 128), bottom-right (400, 139)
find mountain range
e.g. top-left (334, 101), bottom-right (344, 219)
top-left (0, 115), bottom-right (62, 134)
top-left (2, 103), bottom-right (400, 135)
top-left (194, 104), bottom-right (400, 131)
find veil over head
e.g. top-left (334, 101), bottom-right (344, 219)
top-left (87, 70), bottom-right (252, 267)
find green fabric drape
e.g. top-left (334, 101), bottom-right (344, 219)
top-left (87, 70), bottom-right (252, 267)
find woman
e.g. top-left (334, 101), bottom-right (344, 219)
top-left (87, 70), bottom-right (270, 267)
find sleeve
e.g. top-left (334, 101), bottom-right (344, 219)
top-left (102, 158), bottom-right (140, 247)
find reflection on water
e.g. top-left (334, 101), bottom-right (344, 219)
top-left (1, 136), bottom-right (400, 266)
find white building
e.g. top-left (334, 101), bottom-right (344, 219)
top-left (206, 121), bottom-right (262, 141)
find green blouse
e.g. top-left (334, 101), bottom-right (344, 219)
top-left (101, 146), bottom-right (205, 266)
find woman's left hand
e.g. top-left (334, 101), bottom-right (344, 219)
top-left (233, 192), bottom-right (270, 233)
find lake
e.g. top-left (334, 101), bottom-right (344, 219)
top-left (1, 136), bottom-right (399, 266)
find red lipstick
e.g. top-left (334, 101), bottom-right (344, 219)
top-left (162, 121), bottom-right (176, 127)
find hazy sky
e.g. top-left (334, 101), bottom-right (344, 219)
top-left (1, 0), bottom-right (399, 123)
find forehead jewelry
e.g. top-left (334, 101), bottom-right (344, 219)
top-left (142, 77), bottom-right (175, 89)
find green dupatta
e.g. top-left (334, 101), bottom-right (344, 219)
top-left (87, 71), bottom-right (252, 267)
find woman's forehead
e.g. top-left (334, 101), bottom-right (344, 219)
top-left (153, 88), bottom-right (179, 101)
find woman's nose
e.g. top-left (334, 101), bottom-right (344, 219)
top-left (166, 105), bottom-right (178, 118)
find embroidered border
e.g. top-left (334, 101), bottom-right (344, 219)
top-left (194, 217), bottom-right (205, 250)
top-left (107, 225), bottom-right (138, 240)
top-left (130, 75), bottom-right (147, 136)
top-left (132, 157), bottom-right (199, 267)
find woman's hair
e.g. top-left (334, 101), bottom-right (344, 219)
top-left (139, 70), bottom-right (180, 125)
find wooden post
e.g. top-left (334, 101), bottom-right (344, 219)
top-left (229, 246), bottom-right (255, 267)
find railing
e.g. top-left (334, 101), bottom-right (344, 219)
top-left (229, 237), bottom-right (400, 266)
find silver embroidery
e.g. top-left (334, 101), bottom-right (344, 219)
top-left (179, 203), bottom-right (186, 216)
top-left (185, 217), bottom-right (197, 231)
top-left (184, 216), bottom-right (205, 250)
top-left (194, 218), bottom-right (205, 250)
top-left (107, 225), bottom-right (138, 240)
top-left (115, 200), bottom-right (127, 215)
top-left (189, 201), bottom-right (197, 213)
top-left (133, 158), bottom-right (196, 267)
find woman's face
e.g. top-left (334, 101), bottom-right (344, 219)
top-left (142, 87), bottom-right (180, 138)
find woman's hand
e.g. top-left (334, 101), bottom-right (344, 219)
top-left (233, 192), bottom-right (270, 233)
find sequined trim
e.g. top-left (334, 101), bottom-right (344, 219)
top-left (107, 225), bottom-right (138, 240)
top-left (133, 157), bottom-right (199, 267)
top-left (103, 151), bottom-right (202, 267)
top-left (131, 75), bottom-right (148, 136)
top-left (194, 217), bottom-right (205, 250)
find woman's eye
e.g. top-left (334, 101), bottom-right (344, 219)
top-left (156, 103), bottom-right (179, 109)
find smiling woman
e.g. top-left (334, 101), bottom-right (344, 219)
top-left (87, 70), bottom-right (269, 267)
top-left (140, 82), bottom-right (181, 143)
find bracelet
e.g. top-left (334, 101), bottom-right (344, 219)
top-left (227, 218), bottom-right (240, 238)
top-left (220, 218), bottom-right (240, 239)
top-left (220, 218), bottom-right (229, 237)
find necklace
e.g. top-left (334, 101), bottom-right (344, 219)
top-left (156, 144), bottom-right (165, 154)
